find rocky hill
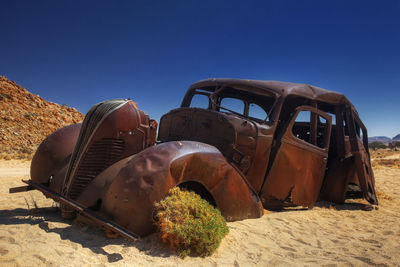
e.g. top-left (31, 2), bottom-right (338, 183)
top-left (0, 76), bottom-right (84, 159)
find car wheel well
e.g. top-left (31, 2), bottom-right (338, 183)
top-left (177, 181), bottom-right (217, 208)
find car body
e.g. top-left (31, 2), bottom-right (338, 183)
top-left (10, 78), bottom-right (377, 239)
top-left (160, 79), bottom-right (377, 208)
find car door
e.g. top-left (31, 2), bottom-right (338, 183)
top-left (346, 107), bottom-right (378, 205)
top-left (260, 106), bottom-right (332, 208)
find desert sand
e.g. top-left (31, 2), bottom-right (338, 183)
top-left (1, 154), bottom-right (399, 267)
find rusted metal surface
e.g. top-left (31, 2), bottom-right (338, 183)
top-left (30, 123), bottom-right (81, 193)
top-left (260, 106), bottom-right (332, 208)
top-left (59, 99), bottom-right (156, 218)
top-left (10, 78), bottom-right (378, 240)
top-left (62, 99), bottom-right (156, 201)
top-left (163, 78), bottom-right (378, 207)
top-left (159, 108), bottom-right (274, 193)
top-left (23, 179), bottom-right (140, 242)
top-left (99, 141), bottom-right (262, 236)
top-left (346, 108), bottom-right (378, 204)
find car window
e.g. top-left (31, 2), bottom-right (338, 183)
top-left (220, 97), bottom-right (245, 115)
top-left (190, 94), bottom-right (209, 109)
top-left (292, 110), bottom-right (329, 149)
top-left (249, 103), bottom-right (268, 120)
top-left (249, 103), bottom-right (268, 122)
top-left (325, 112), bottom-right (336, 125)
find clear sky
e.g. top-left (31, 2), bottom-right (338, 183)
top-left (1, 0), bottom-right (399, 137)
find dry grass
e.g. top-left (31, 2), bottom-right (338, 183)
top-left (376, 191), bottom-right (393, 201)
top-left (23, 195), bottom-right (40, 214)
top-left (371, 149), bottom-right (400, 169)
top-left (372, 158), bottom-right (400, 169)
top-left (370, 149), bottom-right (399, 159)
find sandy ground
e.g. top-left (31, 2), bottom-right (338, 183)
top-left (1, 157), bottom-right (399, 267)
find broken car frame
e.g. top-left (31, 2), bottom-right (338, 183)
top-left (10, 78), bottom-right (377, 241)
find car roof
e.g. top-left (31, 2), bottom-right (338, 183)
top-left (189, 78), bottom-right (353, 107)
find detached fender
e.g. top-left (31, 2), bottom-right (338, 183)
top-left (78, 141), bottom-right (263, 236)
top-left (30, 124), bottom-right (81, 193)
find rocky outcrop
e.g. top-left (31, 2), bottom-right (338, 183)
top-left (0, 76), bottom-right (84, 159)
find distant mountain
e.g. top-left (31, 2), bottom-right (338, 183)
top-left (392, 134), bottom-right (400, 141)
top-left (368, 135), bottom-right (400, 144)
top-left (368, 136), bottom-right (392, 144)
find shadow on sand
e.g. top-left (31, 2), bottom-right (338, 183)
top-left (0, 207), bottom-right (174, 263)
top-left (265, 199), bottom-right (375, 212)
top-left (314, 200), bottom-right (376, 211)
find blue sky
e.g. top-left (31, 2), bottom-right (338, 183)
top-left (1, 0), bottom-right (399, 137)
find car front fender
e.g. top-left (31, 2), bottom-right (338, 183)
top-left (77, 141), bottom-right (263, 236)
top-left (30, 123), bottom-right (81, 193)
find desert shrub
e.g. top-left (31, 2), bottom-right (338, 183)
top-left (154, 187), bottom-right (229, 258)
top-left (24, 112), bottom-right (38, 120)
top-left (388, 141), bottom-right (400, 149)
top-left (0, 93), bottom-right (10, 100)
top-left (369, 142), bottom-right (387, 150)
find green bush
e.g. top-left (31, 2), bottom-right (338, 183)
top-left (154, 187), bottom-right (229, 257)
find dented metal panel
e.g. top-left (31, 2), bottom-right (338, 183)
top-left (62, 100), bottom-right (157, 201)
top-left (260, 106), bottom-right (332, 208)
top-left (159, 108), bottom-right (274, 193)
top-left (30, 123), bottom-right (81, 193)
top-left (346, 108), bottom-right (378, 204)
top-left (99, 141), bottom-right (263, 236)
top-left (179, 79), bottom-right (377, 207)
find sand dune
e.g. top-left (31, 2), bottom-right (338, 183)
top-left (1, 157), bottom-right (399, 266)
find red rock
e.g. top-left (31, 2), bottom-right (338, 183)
top-left (0, 76), bottom-right (85, 159)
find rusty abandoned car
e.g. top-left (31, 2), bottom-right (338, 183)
top-left (10, 78), bottom-right (378, 240)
